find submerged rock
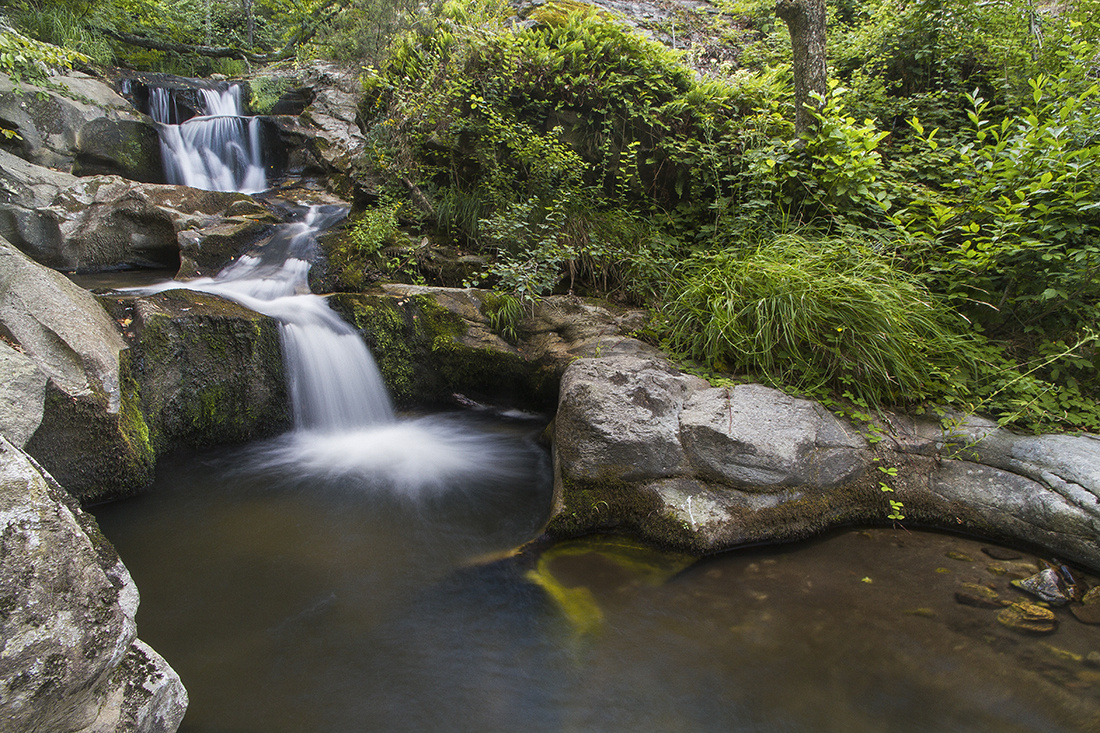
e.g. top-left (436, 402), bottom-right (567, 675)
top-left (955, 583), bottom-right (1005, 609)
top-left (997, 602), bottom-right (1059, 634)
top-left (0, 437), bottom-right (186, 732)
top-left (1071, 587), bottom-right (1100, 625)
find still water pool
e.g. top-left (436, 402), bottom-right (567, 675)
top-left (93, 413), bottom-right (1100, 733)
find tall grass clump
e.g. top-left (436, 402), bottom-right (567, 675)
top-left (662, 234), bottom-right (979, 408)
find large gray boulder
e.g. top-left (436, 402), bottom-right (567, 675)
top-left (0, 234), bottom-right (155, 501)
top-left (0, 72), bottom-right (162, 181)
top-left (0, 148), bottom-right (274, 273)
top-left (548, 351), bottom-right (1100, 570)
top-left (0, 437), bottom-right (186, 733)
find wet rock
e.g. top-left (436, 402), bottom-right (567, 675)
top-left (1071, 587), bottom-right (1100, 625)
top-left (0, 72), bottom-right (159, 175)
top-left (176, 217), bottom-right (273, 278)
top-left (0, 437), bottom-right (187, 732)
top-left (100, 289), bottom-right (290, 452)
top-left (997, 602), bottom-right (1059, 634)
top-left (1012, 568), bottom-right (1074, 606)
top-left (0, 147), bottom-right (274, 273)
top-left (955, 583), bottom-right (1005, 609)
top-left (73, 116), bottom-right (164, 182)
top-left (1071, 604), bottom-right (1100, 625)
top-left (1087, 651), bottom-right (1100, 668)
top-left (946, 551), bottom-right (975, 562)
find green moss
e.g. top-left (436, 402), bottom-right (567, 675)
top-left (117, 357), bottom-right (155, 473)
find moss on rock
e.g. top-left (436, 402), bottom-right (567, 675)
top-left (330, 290), bottom-right (558, 410)
top-left (102, 289), bottom-right (290, 455)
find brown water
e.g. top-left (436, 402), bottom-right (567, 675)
top-left (93, 418), bottom-right (1100, 733)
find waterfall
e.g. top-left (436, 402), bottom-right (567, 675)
top-left (138, 206), bottom-right (395, 431)
top-left (151, 85), bottom-right (267, 194)
top-left (135, 83), bottom-right (534, 496)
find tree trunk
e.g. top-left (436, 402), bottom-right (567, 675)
top-left (243, 0), bottom-right (255, 47)
top-left (776, 0), bottom-right (828, 137)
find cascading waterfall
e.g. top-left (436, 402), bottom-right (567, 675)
top-left (156, 206), bottom-right (396, 431)
top-left (152, 85), bottom-right (267, 194)
top-left (137, 85), bottom-right (532, 495)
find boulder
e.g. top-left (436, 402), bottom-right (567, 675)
top-left (0, 148), bottom-right (274, 273)
top-left (72, 117), bottom-right (164, 183)
top-left (679, 383), bottom-right (868, 489)
top-left (0, 339), bottom-right (47, 447)
top-left (0, 235), bottom-right (155, 501)
top-left (0, 437), bottom-right (186, 733)
top-left (101, 288), bottom-right (290, 452)
top-left (555, 356), bottom-right (701, 483)
top-left (262, 62), bottom-right (369, 192)
top-left (546, 348), bottom-right (1100, 570)
top-left (0, 72), bottom-right (162, 180)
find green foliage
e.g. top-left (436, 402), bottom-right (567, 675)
top-left (898, 74), bottom-right (1100, 339)
top-left (0, 22), bottom-right (88, 86)
top-left (248, 74), bottom-right (291, 113)
top-left (326, 203), bottom-right (402, 289)
top-left (662, 233), bottom-right (979, 408)
top-left (480, 291), bottom-right (523, 343)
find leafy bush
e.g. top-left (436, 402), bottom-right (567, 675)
top-left (0, 22), bottom-right (88, 87)
top-left (898, 74), bottom-right (1100, 339)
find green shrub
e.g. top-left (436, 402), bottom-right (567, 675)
top-left (662, 233), bottom-right (978, 407)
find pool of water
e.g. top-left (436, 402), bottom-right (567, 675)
top-left (93, 413), bottom-right (1100, 733)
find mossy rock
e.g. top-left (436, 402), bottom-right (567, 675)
top-left (329, 291), bottom-right (557, 410)
top-left (102, 289), bottom-right (290, 454)
top-left (25, 352), bottom-right (156, 503)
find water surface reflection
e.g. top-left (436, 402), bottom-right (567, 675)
top-left (93, 420), bottom-right (1100, 733)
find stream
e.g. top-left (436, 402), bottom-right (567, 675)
top-left (90, 81), bottom-right (1100, 732)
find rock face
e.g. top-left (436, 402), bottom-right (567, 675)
top-left (263, 62), bottom-right (370, 194)
top-left (0, 73), bottom-right (163, 181)
top-left (0, 235), bottom-right (155, 501)
top-left (0, 437), bottom-right (187, 733)
top-left (0, 147), bottom-right (275, 273)
top-left (0, 339), bottom-right (48, 447)
top-left (547, 350), bottom-right (1100, 571)
top-left (102, 289), bottom-right (290, 452)
top-left (331, 284), bottom-right (655, 409)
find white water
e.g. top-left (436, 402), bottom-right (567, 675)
top-left (137, 206), bottom-right (395, 431)
top-left (137, 84), bottom-right (541, 496)
top-left (132, 202), bottom-right (538, 495)
top-left (152, 85), bottom-right (267, 194)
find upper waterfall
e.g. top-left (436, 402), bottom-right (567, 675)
top-left (151, 85), bottom-right (267, 194)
